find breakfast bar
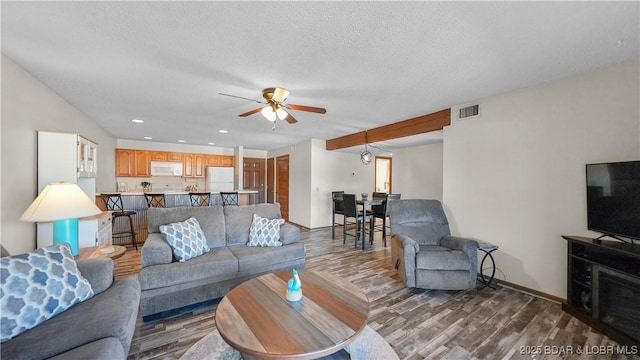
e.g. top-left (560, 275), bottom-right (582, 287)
top-left (96, 190), bottom-right (259, 246)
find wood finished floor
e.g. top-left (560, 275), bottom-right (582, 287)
top-left (114, 228), bottom-right (637, 360)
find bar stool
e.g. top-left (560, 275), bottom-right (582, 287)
top-left (332, 191), bottom-right (344, 239)
top-left (101, 193), bottom-right (137, 250)
top-left (342, 194), bottom-right (373, 249)
top-left (190, 192), bottom-right (211, 206)
top-left (372, 193), bottom-right (401, 247)
top-left (144, 193), bottom-right (166, 208)
top-left (220, 192), bottom-right (239, 206)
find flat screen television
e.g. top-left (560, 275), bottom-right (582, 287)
top-left (586, 160), bottom-right (640, 242)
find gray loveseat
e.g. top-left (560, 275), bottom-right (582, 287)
top-left (390, 199), bottom-right (478, 290)
top-left (139, 203), bottom-right (306, 318)
top-left (0, 246), bottom-right (141, 360)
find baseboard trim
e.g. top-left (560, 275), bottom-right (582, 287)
top-left (492, 278), bottom-right (566, 304)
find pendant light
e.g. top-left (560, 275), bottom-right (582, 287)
top-left (360, 130), bottom-right (372, 165)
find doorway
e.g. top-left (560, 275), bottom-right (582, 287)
top-left (243, 158), bottom-right (265, 203)
top-left (375, 157), bottom-right (392, 193)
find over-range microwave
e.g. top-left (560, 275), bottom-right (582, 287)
top-left (150, 161), bottom-right (183, 176)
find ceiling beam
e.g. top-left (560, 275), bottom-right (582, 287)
top-left (325, 108), bottom-right (451, 151)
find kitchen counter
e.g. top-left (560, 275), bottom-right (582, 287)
top-left (98, 190), bottom-right (258, 196)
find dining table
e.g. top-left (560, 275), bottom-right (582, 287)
top-left (355, 198), bottom-right (383, 250)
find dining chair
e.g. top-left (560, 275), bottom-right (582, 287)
top-left (331, 191), bottom-right (344, 239)
top-left (372, 193), bottom-right (401, 247)
top-left (342, 194), bottom-right (373, 249)
top-left (190, 192), bottom-right (211, 206)
top-left (144, 193), bottom-right (166, 208)
top-left (101, 193), bottom-right (137, 250)
top-left (220, 192), bottom-right (239, 206)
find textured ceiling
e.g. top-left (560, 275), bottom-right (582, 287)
top-left (2, 1), bottom-right (638, 152)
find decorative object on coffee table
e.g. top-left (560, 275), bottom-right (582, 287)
top-left (215, 270), bottom-right (369, 359)
top-left (285, 269), bottom-right (302, 302)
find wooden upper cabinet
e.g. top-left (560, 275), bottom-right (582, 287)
top-left (151, 151), bottom-right (168, 161)
top-left (221, 156), bottom-right (235, 167)
top-left (205, 155), bottom-right (221, 166)
top-left (115, 149), bottom-right (135, 177)
top-left (134, 151), bottom-right (151, 177)
top-left (183, 153), bottom-right (194, 177)
top-left (167, 152), bottom-right (183, 162)
top-left (194, 154), bottom-right (205, 177)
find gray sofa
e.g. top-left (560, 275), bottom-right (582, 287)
top-left (139, 203), bottom-right (306, 318)
top-left (390, 199), bottom-right (478, 290)
top-left (0, 246), bottom-right (141, 360)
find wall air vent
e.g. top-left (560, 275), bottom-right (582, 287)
top-left (458, 104), bottom-right (480, 119)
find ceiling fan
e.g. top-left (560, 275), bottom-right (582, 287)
top-left (219, 87), bottom-right (326, 124)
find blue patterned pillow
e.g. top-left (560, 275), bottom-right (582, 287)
top-left (160, 217), bottom-right (210, 262)
top-left (0, 243), bottom-right (94, 342)
top-left (247, 214), bottom-right (285, 247)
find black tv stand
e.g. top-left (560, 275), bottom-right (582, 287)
top-left (562, 235), bottom-right (640, 345)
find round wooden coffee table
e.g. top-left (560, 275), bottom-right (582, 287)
top-left (215, 270), bottom-right (370, 360)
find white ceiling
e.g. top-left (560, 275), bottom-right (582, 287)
top-left (2, 2), bottom-right (638, 152)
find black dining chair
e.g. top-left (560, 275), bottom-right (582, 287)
top-left (190, 192), bottom-right (211, 206)
top-left (144, 193), bottom-right (166, 208)
top-left (342, 194), bottom-right (374, 249)
top-left (220, 192), bottom-right (239, 206)
top-left (101, 193), bottom-right (137, 250)
top-left (332, 191), bottom-right (344, 239)
top-left (372, 193), bottom-right (401, 247)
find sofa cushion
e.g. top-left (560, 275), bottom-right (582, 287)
top-left (224, 203), bottom-right (283, 246)
top-left (228, 244), bottom-right (306, 273)
top-left (138, 247), bottom-right (239, 291)
top-left (415, 245), bottom-right (470, 270)
top-left (160, 217), bottom-right (210, 262)
top-left (48, 335), bottom-right (125, 360)
top-left (0, 276), bottom-right (140, 360)
top-left (0, 244), bottom-right (94, 342)
top-left (148, 206), bottom-right (226, 248)
top-left (248, 214), bottom-right (284, 247)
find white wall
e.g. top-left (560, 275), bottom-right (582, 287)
top-left (1, 54), bottom-right (117, 255)
top-left (393, 142), bottom-right (443, 201)
top-left (443, 58), bottom-right (640, 298)
top-left (268, 139), bottom-right (375, 228)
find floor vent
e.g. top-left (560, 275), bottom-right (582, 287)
top-left (459, 104), bottom-right (480, 119)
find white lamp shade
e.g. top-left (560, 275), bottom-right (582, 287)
top-left (21, 182), bottom-right (101, 222)
top-left (276, 108), bottom-right (288, 120)
top-left (261, 106), bottom-right (277, 121)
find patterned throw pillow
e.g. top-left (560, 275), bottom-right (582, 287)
top-left (159, 217), bottom-right (210, 262)
top-left (247, 214), bottom-right (285, 247)
top-left (0, 243), bottom-right (94, 342)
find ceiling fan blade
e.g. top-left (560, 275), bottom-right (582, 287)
top-left (239, 108), bottom-right (262, 117)
top-left (219, 93), bottom-right (263, 104)
top-left (284, 112), bottom-right (298, 124)
top-left (287, 104), bottom-right (327, 114)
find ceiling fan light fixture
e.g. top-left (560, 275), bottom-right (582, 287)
top-left (261, 105), bottom-right (276, 121)
top-left (276, 107), bottom-right (288, 120)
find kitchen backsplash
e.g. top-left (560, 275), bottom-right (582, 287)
top-left (115, 176), bottom-right (204, 192)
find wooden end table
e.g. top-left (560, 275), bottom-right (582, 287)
top-left (77, 245), bottom-right (126, 260)
top-left (215, 270), bottom-right (370, 360)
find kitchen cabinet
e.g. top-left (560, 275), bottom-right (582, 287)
top-left (151, 151), bottom-right (168, 161)
top-left (183, 154), bottom-right (205, 178)
top-left (77, 136), bottom-right (98, 178)
top-left (37, 211), bottom-right (112, 248)
top-left (135, 151), bottom-right (152, 177)
top-left (38, 131), bottom-right (96, 199)
top-left (167, 152), bottom-right (183, 162)
top-left (115, 149), bottom-right (136, 177)
top-left (205, 155), bottom-right (235, 167)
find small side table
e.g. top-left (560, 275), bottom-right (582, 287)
top-left (477, 241), bottom-right (498, 289)
top-left (77, 245), bottom-right (126, 260)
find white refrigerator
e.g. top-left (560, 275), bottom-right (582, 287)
top-left (205, 167), bottom-right (234, 192)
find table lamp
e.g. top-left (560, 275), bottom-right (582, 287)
top-left (21, 181), bottom-right (102, 256)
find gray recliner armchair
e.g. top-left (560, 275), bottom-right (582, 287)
top-left (389, 199), bottom-right (479, 290)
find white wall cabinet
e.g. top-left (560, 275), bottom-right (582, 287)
top-left (77, 136), bottom-right (98, 178)
top-left (37, 211), bottom-right (112, 249)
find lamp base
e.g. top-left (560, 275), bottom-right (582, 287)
top-left (53, 218), bottom-right (79, 256)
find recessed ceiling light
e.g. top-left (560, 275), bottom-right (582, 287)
top-left (208, 142), bottom-right (215, 145)
top-left (143, 136), bottom-right (152, 140)
top-left (219, 130), bottom-right (228, 134)
top-left (131, 119), bottom-right (144, 123)
top-left (178, 140), bottom-right (186, 143)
